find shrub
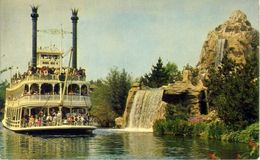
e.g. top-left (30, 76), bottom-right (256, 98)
top-left (153, 119), bottom-right (193, 136)
top-left (237, 122), bottom-right (259, 143)
top-left (221, 122), bottom-right (259, 143)
top-left (207, 121), bottom-right (227, 140)
top-left (192, 122), bottom-right (208, 137)
top-left (153, 119), bottom-right (167, 135)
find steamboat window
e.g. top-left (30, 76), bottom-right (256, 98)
top-left (41, 83), bottom-right (53, 95)
top-left (31, 83), bottom-right (39, 94)
top-left (54, 83), bottom-right (60, 94)
top-left (81, 85), bottom-right (88, 96)
top-left (68, 84), bottom-right (79, 95)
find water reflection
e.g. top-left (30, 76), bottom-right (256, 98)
top-left (1, 128), bottom-right (94, 159)
top-left (0, 127), bottom-right (250, 159)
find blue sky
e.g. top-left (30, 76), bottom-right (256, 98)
top-left (0, 0), bottom-right (258, 81)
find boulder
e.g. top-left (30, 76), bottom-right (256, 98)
top-left (115, 117), bottom-right (124, 128)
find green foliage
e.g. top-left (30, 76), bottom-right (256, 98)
top-left (165, 103), bottom-right (189, 120)
top-left (165, 62), bottom-right (182, 82)
top-left (207, 121), bottom-right (227, 140)
top-left (140, 57), bottom-right (181, 88)
top-left (105, 68), bottom-right (131, 115)
top-left (205, 53), bottom-right (259, 129)
top-left (90, 80), bottom-right (115, 127)
top-left (154, 119), bottom-right (259, 144)
top-left (153, 119), bottom-right (167, 135)
top-left (192, 122), bottom-right (208, 137)
top-left (0, 81), bottom-right (8, 110)
top-left (153, 119), bottom-right (192, 136)
top-left (90, 68), bottom-right (132, 127)
top-left (222, 122), bottom-right (259, 143)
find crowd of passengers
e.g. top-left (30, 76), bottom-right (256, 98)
top-left (21, 110), bottom-right (90, 127)
top-left (11, 66), bottom-right (86, 84)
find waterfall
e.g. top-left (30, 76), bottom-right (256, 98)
top-left (126, 88), bottom-right (164, 131)
top-left (215, 39), bottom-right (226, 66)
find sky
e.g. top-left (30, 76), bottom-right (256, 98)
top-left (0, 0), bottom-right (258, 81)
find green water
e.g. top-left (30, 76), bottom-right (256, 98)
top-left (0, 125), bottom-right (250, 159)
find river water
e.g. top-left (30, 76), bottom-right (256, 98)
top-left (0, 125), bottom-right (250, 159)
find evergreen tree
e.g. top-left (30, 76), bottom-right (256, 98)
top-left (106, 68), bottom-right (132, 115)
top-left (141, 57), bottom-right (178, 88)
top-left (206, 53), bottom-right (259, 129)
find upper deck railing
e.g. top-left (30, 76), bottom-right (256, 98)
top-left (6, 95), bottom-right (91, 108)
top-left (10, 66), bottom-right (87, 89)
top-left (10, 74), bottom-right (86, 88)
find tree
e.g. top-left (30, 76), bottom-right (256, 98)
top-left (165, 62), bottom-right (182, 83)
top-left (0, 81), bottom-right (8, 111)
top-left (106, 68), bottom-right (131, 115)
top-left (90, 68), bottom-right (132, 127)
top-left (90, 79), bottom-right (117, 127)
top-left (140, 57), bottom-right (180, 88)
top-left (205, 53), bottom-right (259, 130)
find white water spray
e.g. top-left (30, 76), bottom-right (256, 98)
top-left (126, 89), bottom-right (164, 131)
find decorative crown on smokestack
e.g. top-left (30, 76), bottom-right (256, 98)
top-left (31, 5), bottom-right (39, 68)
top-left (71, 9), bottom-right (79, 69)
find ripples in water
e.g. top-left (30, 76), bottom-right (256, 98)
top-left (0, 127), bottom-right (250, 159)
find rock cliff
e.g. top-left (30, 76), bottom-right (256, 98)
top-left (197, 10), bottom-right (259, 71)
top-left (121, 82), bottom-right (141, 128)
top-left (120, 70), bottom-right (206, 128)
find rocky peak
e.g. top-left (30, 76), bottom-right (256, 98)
top-left (197, 10), bottom-right (258, 71)
top-left (229, 10), bottom-right (248, 23)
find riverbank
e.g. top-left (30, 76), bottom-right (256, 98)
top-left (153, 119), bottom-right (259, 158)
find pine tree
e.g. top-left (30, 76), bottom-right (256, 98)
top-left (206, 53), bottom-right (259, 129)
top-left (140, 57), bottom-right (173, 88)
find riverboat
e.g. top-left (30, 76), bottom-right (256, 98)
top-left (2, 6), bottom-right (96, 134)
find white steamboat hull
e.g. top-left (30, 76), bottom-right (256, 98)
top-left (2, 119), bottom-right (96, 135)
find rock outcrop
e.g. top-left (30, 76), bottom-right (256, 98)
top-left (197, 10), bottom-right (259, 71)
top-left (122, 82), bottom-right (141, 128)
top-left (115, 117), bottom-right (124, 128)
top-left (121, 70), bottom-right (206, 128)
top-left (162, 70), bottom-right (207, 115)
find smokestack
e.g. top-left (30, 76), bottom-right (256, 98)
top-left (31, 6), bottom-right (38, 68)
top-left (71, 9), bottom-right (79, 69)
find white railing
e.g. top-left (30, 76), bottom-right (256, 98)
top-left (6, 95), bottom-right (91, 107)
top-left (11, 74), bottom-right (86, 88)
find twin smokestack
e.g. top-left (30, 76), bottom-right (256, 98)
top-left (31, 6), bottom-right (79, 69)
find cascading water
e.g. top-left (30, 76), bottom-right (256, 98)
top-left (126, 88), bottom-right (164, 131)
top-left (215, 39), bottom-right (226, 66)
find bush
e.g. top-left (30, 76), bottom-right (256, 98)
top-left (172, 119), bottom-right (192, 136)
top-left (192, 122), bottom-right (208, 137)
top-left (237, 122), bottom-right (259, 143)
top-left (153, 119), bottom-right (167, 135)
top-left (208, 121), bottom-right (227, 140)
top-left (153, 119), bottom-right (259, 146)
top-left (153, 119), bottom-right (193, 136)
top-left (221, 122), bottom-right (259, 143)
